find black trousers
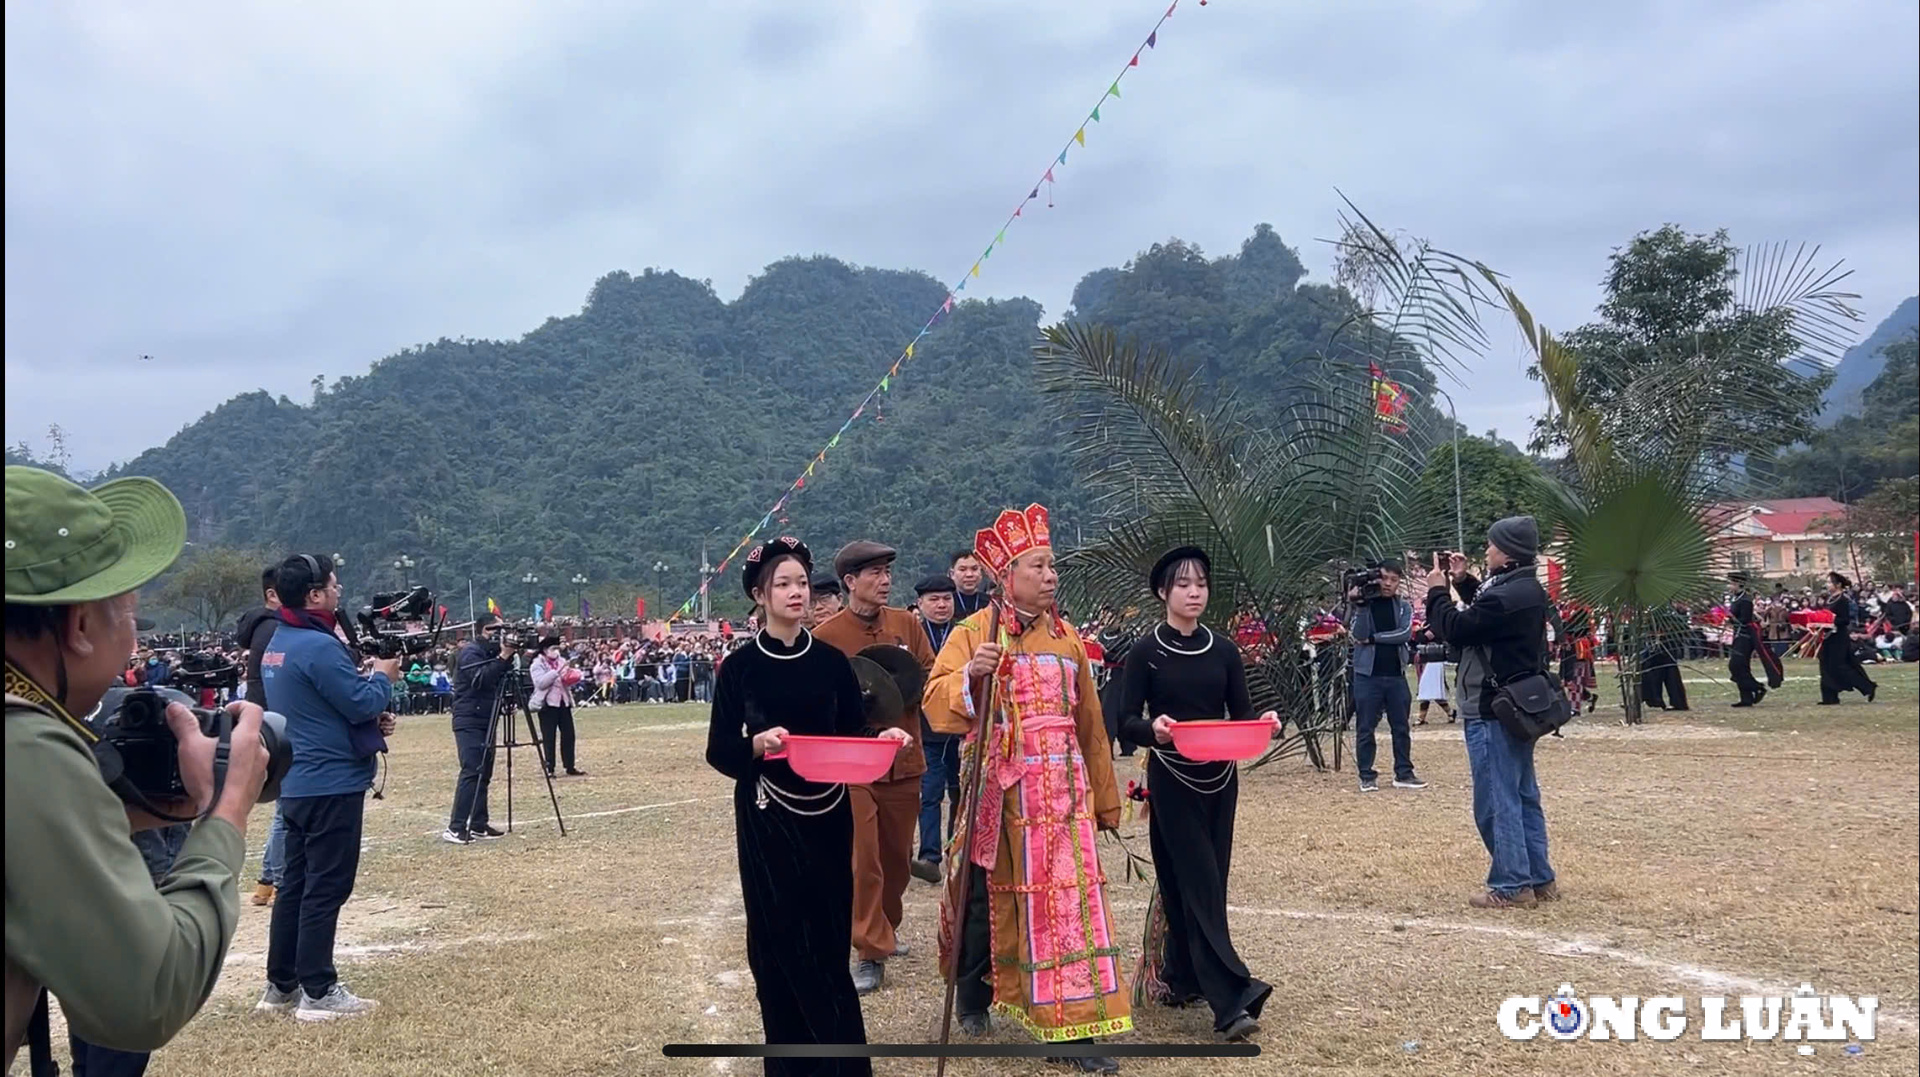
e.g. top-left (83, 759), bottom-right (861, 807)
top-left (1818, 633), bottom-right (1876, 702)
top-left (66, 1034), bottom-right (149, 1077)
top-left (449, 722), bottom-right (497, 831)
top-left (1352, 672), bottom-right (1415, 782)
top-left (955, 863), bottom-right (994, 1016)
top-left (1729, 632), bottom-right (1763, 703)
top-left (538, 704), bottom-right (577, 773)
top-left (267, 792), bottom-right (366, 998)
top-left (1641, 649), bottom-right (1688, 710)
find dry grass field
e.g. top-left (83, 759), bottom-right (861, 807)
top-left (66, 657), bottom-right (1917, 1075)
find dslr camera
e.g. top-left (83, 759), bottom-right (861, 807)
top-left (86, 685), bottom-right (292, 818)
top-left (353, 586), bottom-right (446, 659)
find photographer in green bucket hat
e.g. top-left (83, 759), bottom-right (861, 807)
top-left (5, 466), bottom-right (270, 1073)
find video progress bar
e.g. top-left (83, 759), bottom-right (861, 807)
top-left (662, 1044), bottom-right (1260, 1058)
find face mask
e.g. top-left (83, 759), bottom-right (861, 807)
top-left (546, 647), bottom-right (561, 659)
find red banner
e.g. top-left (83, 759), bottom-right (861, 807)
top-left (635, 596), bottom-right (647, 619)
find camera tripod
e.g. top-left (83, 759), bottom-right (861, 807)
top-left (463, 656), bottom-right (568, 836)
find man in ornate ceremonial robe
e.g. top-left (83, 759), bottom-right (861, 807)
top-left (925, 504), bottom-right (1130, 1073)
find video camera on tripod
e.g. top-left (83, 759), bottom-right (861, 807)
top-left (166, 650), bottom-right (242, 692)
top-left (351, 586), bottom-right (447, 659)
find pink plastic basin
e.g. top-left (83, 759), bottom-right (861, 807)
top-left (765, 735), bottom-right (901, 784)
top-left (1167, 718), bottom-right (1278, 762)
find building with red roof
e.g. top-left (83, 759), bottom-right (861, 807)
top-left (1707, 496), bottom-right (1857, 579)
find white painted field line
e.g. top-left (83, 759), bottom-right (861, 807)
top-left (364, 796), bottom-right (721, 848)
top-left (1193, 901), bottom-right (1918, 1035)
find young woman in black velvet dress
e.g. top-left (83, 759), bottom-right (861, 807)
top-left (705, 536), bottom-right (910, 1074)
top-left (1118, 546), bottom-right (1275, 1042)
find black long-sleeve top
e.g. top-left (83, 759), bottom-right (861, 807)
top-left (1116, 624), bottom-right (1253, 752)
top-left (1827, 593), bottom-right (1855, 634)
top-left (1729, 593), bottom-right (1755, 628)
top-left (705, 630), bottom-right (867, 784)
top-left (451, 638), bottom-right (512, 728)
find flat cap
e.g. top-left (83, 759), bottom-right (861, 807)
top-left (914, 574), bottom-right (957, 596)
top-left (834, 540), bottom-right (897, 580)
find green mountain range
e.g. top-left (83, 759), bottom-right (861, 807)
top-left (63, 225), bottom-right (1446, 618)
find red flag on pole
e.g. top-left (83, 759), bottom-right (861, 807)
top-left (543, 597), bottom-right (554, 620)
top-left (636, 596), bottom-right (647, 619)
top-left (1368, 362), bottom-right (1409, 433)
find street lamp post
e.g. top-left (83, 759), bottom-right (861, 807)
top-left (394, 555), bottom-right (416, 589)
top-left (571, 573), bottom-right (588, 618)
top-left (652, 560), bottom-right (669, 618)
top-left (1430, 386), bottom-right (1467, 557)
top-left (521, 572), bottom-right (539, 621)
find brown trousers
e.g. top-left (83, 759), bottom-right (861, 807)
top-left (850, 776), bottom-right (919, 960)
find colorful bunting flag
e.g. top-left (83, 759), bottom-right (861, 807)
top-left (666, 0), bottom-right (1190, 619)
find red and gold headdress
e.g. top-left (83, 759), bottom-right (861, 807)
top-left (973, 503), bottom-right (1051, 581)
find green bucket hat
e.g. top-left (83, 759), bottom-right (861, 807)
top-left (5, 466), bottom-right (187, 605)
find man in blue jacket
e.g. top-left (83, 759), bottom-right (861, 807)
top-left (1348, 559), bottom-right (1425, 793)
top-left (255, 554), bottom-right (398, 1022)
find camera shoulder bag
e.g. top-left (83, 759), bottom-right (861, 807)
top-left (1488, 667), bottom-right (1573, 743)
top-left (1469, 579), bottom-right (1573, 743)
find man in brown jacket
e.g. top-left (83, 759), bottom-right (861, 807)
top-left (811, 540), bottom-right (932, 995)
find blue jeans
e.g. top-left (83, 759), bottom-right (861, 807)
top-left (1463, 715), bottom-right (1555, 896)
top-left (918, 736), bottom-right (962, 862)
top-left (258, 805), bottom-right (287, 885)
top-left (1352, 673), bottom-right (1415, 783)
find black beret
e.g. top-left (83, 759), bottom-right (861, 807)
top-left (810, 574), bottom-right (842, 597)
top-left (742, 536), bottom-right (813, 600)
top-left (834, 540), bottom-right (897, 580)
top-left (1149, 545), bottom-right (1211, 596)
top-left (914, 574), bottom-right (957, 596)
top-left (1727, 571), bottom-right (1750, 583)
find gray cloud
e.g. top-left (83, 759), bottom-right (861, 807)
top-left (6, 0), bottom-right (1916, 471)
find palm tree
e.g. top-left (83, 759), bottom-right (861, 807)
top-left (1466, 246), bottom-right (1858, 723)
top-left (1035, 204), bottom-right (1495, 766)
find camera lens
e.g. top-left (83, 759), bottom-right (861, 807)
top-left (256, 712), bottom-right (292, 802)
top-left (191, 707), bottom-right (294, 802)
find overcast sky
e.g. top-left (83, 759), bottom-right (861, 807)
top-left (7, 0), bottom-right (1917, 474)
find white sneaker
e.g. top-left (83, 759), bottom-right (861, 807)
top-left (255, 984), bottom-right (299, 1015)
top-left (295, 983), bottom-right (379, 1022)
top-left (441, 828), bottom-right (473, 845)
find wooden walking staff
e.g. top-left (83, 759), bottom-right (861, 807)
top-left (934, 599), bottom-right (1001, 1075)
top-left (935, 506), bottom-right (1041, 1075)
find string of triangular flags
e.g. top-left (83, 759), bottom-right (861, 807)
top-left (674, 1), bottom-right (1192, 619)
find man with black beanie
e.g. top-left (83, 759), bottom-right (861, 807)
top-left (1424, 516), bottom-right (1558, 910)
top-left (445, 613), bottom-right (517, 843)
